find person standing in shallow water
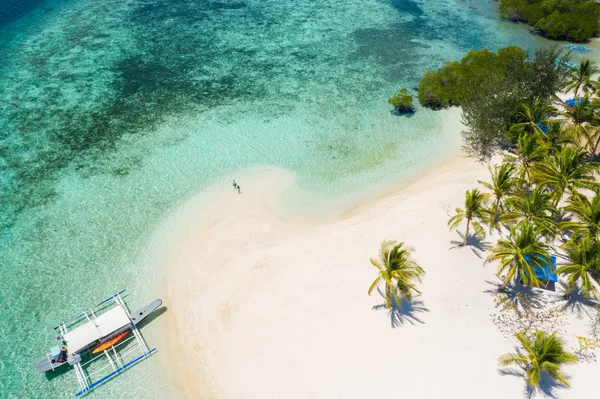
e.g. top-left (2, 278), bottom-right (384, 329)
top-left (232, 179), bottom-right (237, 189)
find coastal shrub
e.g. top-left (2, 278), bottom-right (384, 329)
top-left (388, 88), bottom-right (415, 113)
top-left (419, 46), bottom-right (567, 156)
top-left (499, 0), bottom-right (600, 42)
top-left (418, 46), bottom-right (529, 109)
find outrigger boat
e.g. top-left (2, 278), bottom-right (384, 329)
top-left (564, 44), bottom-right (592, 52)
top-left (35, 290), bottom-right (162, 397)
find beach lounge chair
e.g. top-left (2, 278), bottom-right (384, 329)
top-left (522, 255), bottom-right (557, 291)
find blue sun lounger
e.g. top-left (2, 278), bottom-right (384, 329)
top-left (565, 97), bottom-right (590, 108)
top-left (524, 255), bottom-right (558, 283)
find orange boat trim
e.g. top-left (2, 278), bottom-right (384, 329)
top-left (92, 331), bottom-right (129, 354)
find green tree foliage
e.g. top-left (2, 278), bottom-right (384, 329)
top-left (532, 146), bottom-right (598, 204)
top-left (418, 47), bottom-right (528, 109)
top-left (486, 221), bottom-right (551, 290)
top-left (500, 0), bottom-right (600, 42)
top-left (503, 186), bottom-right (558, 236)
top-left (499, 330), bottom-right (578, 388)
top-left (368, 240), bottom-right (425, 308)
top-left (418, 47), bottom-right (567, 156)
top-left (565, 59), bottom-right (599, 97)
top-left (562, 188), bottom-right (600, 242)
top-left (506, 133), bottom-right (548, 182)
top-left (388, 88), bottom-right (415, 113)
top-left (448, 189), bottom-right (490, 246)
top-left (479, 163), bottom-right (519, 218)
top-left (559, 237), bottom-right (600, 299)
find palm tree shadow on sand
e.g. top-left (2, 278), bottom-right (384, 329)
top-left (548, 283), bottom-right (598, 320)
top-left (484, 279), bottom-right (545, 312)
top-left (498, 366), bottom-right (567, 399)
top-left (372, 287), bottom-right (429, 328)
top-left (450, 230), bottom-right (492, 259)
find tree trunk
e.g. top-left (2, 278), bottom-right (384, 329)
top-left (463, 218), bottom-right (470, 246)
top-left (592, 134), bottom-right (600, 160)
top-left (385, 285), bottom-right (391, 309)
top-left (498, 281), bottom-right (508, 292)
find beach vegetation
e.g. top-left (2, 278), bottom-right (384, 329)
top-left (564, 95), bottom-right (596, 147)
top-left (502, 186), bottom-right (558, 237)
top-left (499, 330), bottom-right (578, 388)
top-left (499, 0), bottom-right (600, 42)
top-left (448, 189), bottom-right (490, 246)
top-left (388, 88), bottom-right (415, 113)
top-left (532, 146), bottom-right (598, 205)
top-left (419, 46), bottom-right (568, 156)
top-left (506, 133), bottom-right (548, 183)
top-left (536, 121), bottom-right (575, 156)
top-left (417, 46), bottom-right (529, 110)
top-left (562, 188), bottom-right (600, 242)
top-left (486, 221), bottom-right (551, 291)
top-left (478, 163), bottom-right (519, 225)
top-left (509, 100), bottom-right (558, 138)
top-left (558, 237), bottom-right (600, 299)
top-left (368, 240), bottom-right (425, 308)
top-left (565, 59), bottom-right (600, 98)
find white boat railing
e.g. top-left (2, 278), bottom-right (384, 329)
top-left (54, 290), bottom-right (127, 331)
top-left (42, 290), bottom-right (158, 397)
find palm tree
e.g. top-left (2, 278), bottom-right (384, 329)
top-left (368, 240), bottom-right (425, 308)
top-left (499, 330), bottom-right (578, 388)
top-left (479, 163), bottom-right (518, 228)
top-left (485, 221), bottom-right (551, 290)
top-left (509, 100), bottom-right (557, 136)
top-left (448, 189), bottom-right (490, 246)
top-left (558, 237), bottom-right (600, 299)
top-left (565, 59), bottom-right (599, 97)
top-left (532, 145), bottom-right (598, 205)
top-left (562, 188), bottom-right (600, 242)
top-left (582, 125), bottom-right (600, 157)
top-left (563, 95), bottom-right (594, 145)
top-left (536, 121), bottom-right (574, 156)
top-left (506, 133), bottom-right (547, 183)
top-left (503, 186), bottom-right (558, 237)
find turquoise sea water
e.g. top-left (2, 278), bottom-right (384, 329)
top-left (0, 0), bottom-right (582, 397)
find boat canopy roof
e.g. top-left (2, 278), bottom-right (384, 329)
top-left (64, 306), bottom-right (131, 354)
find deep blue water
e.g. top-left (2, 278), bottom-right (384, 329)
top-left (0, 0), bottom-right (48, 27)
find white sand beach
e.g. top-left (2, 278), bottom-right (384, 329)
top-left (154, 149), bottom-right (599, 398)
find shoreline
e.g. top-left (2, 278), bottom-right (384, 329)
top-left (157, 148), bottom-right (598, 398)
top-left (153, 147), bottom-right (490, 397)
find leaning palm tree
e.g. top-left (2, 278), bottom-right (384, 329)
top-left (562, 188), bottom-right (600, 242)
top-left (368, 240), bottom-right (425, 308)
top-left (506, 133), bottom-right (547, 183)
top-left (532, 145), bottom-right (599, 205)
top-left (558, 237), bottom-right (600, 299)
top-left (499, 330), bottom-right (578, 388)
top-left (503, 186), bottom-right (558, 238)
top-left (448, 189), bottom-right (490, 246)
top-left (479, 163), bottom-right (518, 215)
top-left (565, 59), bottom-right (599, 98)
top-left (485, 221), bottom-right (551, 290)
top-left (583, 125), bottom-right (600, 157)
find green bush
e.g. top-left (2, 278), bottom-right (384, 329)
top-left (417, 47), bottom-right (529, 109)
top-left (418, 46), bottom-right (568, 156)
top-left (388, 88), bottom-right (415, 113)
top-left (500, 0), bottom-right (600, 42)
